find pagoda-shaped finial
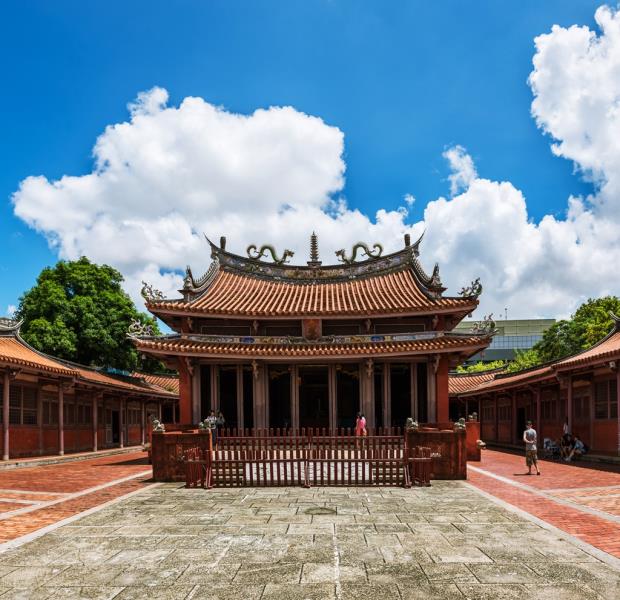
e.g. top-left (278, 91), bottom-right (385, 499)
top-left (307, 231), bottom-right (322, 267)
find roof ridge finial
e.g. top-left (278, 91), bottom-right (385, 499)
top-left (610, 311), bottom-right (620, 332)
top-left (307, 231), bottom-right (322, 267)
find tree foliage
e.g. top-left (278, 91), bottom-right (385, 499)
top-left (16, 257), bottom-right (161, 372)
top-left (505, 349), bottom-right (542, 373)
top-left (456, 360), bottom-right (506, 374)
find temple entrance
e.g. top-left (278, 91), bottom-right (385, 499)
top-left (298, 366), bottom-right (329, 428)
top-left (336, 366), bottom-right (359, 428)
top-left (269, 366), bottom-right (291, 428)
top-left (219, 366), bottom-right (238, 429)
top-left (390, 364), bottom-right (411, 428)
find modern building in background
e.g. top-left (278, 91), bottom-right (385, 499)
top-left (454, 318), bottom-right (555, 363)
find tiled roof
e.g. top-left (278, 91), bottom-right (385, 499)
top-left (133, 372), bottom-right (180, 394)
top-left (453, 364), bottom-right (556, 396)
top-left (150, 269), bottom-right (476, 318)
top-left (73, 366), bottom-right (176, 397)
top-left (555, 329), bottom-right (620, 370)
top-left (134, 333), bottom-right (490, 360)
top-left (448, 371), bottom-right (499, 395)
top-left (0, 337), bottom-right (76, 376)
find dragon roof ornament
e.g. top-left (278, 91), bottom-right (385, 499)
top-left (141, 281), bottom-right (165, 302)
top-left (459, 277), bottom-right (483, 298)
top-left (0, 317), bottom-right (23, 335)
top-left (246, 244), bottom-right (294, 265)
top-left (127, 319), bottom-right (155, 338)
top-left (335, 242), bottom-right (383, 264)
top-left (470, 313), bottom-right (496, 335)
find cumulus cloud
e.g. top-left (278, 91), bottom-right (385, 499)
top-left (11, 5), bottom-right (620, 319)
top-left (13, 88), bottom-right (419, 304)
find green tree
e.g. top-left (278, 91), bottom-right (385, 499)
top-left (456, 360), bottom-right (506, 374)
top-left (534, 296), bottom-right (620, 363)
top-left (16, 257), bottom-right (160, 372)
top-left (505, 349), bottom-right (542, 373)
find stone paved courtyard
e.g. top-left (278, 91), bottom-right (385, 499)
top-left (0, 481), bottom-right (619, 599)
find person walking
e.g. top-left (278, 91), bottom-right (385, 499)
top-left (523, 420), bottom-right (540, 475)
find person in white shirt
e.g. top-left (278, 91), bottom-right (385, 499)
top-left (562, 418), bottom-right (570, 436)
top-left (523, 420), bottom-right (541, 475)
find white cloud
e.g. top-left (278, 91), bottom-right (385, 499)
top-left (6, 305), bottom-right (16, 317)
top-left (403, 193), bottom-right (415, 206)
top-left (11, 6), bottom-right (620, 319)
top-left (443, 145), bottom-right (477, 196)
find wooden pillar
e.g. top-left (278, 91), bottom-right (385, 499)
top-left (2, 370), bottom-right (9, 460)
top-left (567, 375), bottom-right (573, 435)
top-left (494, 392), bottom-right (498, 442)
top-left (191, 368), bottom-right (201, 424)
top-left (290, 366), bottom-right (299, 430)
top-left (383, 363), bottom-right (391, 428)
top-left (140, 400), bottom-right (146, 446)
top-left (436, 357), bottom-right (449, 423)
top-left (252, 362), bottom-right (265, 429)
top-left (58, 384), bottom-right (65, 456)
top-left (92, 393), bottom-right (99, 452)
top-left (427, 361), bottom-right (437, 423)
top-left (177, 359), bottom-right (193, 425)
top-left (361, 360), bottom-right (374, 428)
top-left (210, 366), bottom-right (219, 412)
top-left (410, 362), bottom-right (418, 422)
top-left (616, 369), bottom-right (620, 456)
top-left (328, 365), bottom-right (337, 430)
top-left (236, 365), bottom-right (244, 432)
top-left (119, 398), bottom-right (125, 448)
top-left (37, 384), bottom-right (43, 456)
top-left (158, 400), bottom-right (162, 422)
top-left (512, 390), bottom-right (518, 444)
top-left (535, 386), bottom-right (541, 440)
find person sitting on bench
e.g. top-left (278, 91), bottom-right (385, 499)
top-left (565, 434), bottom-right (587, 461)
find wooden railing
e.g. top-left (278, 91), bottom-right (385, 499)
top-left (182, 431), bottom-right (432, 489)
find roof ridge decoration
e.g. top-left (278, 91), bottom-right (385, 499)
top-left (458, 277), bottom-right (483, 299)
top-left (335, 242), bottom-right (383, 264)
top-left (127, 319), bottom-right (156, 338)
top-left (610, 311), bottom-right (620, 332)
top-left (141, 281), bottom-right (165, 302)
top-left (0, 317), bottom-right (23, 336)
top-left (246, 244), bottom-right (294, 265)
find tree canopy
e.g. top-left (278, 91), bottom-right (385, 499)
top-left (16, 257), bottom-right (161, 372)
top-left (456, 360), bottom-right (506, 374)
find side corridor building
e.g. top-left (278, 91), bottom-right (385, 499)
top-left (1, 318), bottom-right (179, 460)
top-left (450, 314), bottom-right (620, 455)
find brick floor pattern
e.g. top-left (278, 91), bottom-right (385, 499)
top-left (0, 452), bottom-right (150, 544)
top-left (1, 483), bottom-right (619, 599)
top-left (469, 450), bottom-right (620, 559)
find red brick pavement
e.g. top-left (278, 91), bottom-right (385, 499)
top-left (0, 451), bottom-right (151, 544)
top-left (469, 450), bottom-right (620, 558)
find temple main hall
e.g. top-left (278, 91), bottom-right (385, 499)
top-left (134, 234), bottom-right (492, 430)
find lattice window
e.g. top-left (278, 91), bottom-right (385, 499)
top-left (595, 381), bottom-right (609, 419)
top-left (22, 387), bottom-right (37, 425)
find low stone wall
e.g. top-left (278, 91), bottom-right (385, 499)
top-left (406, 424), bottom-right (466, 479)
top-left (151, 430), bottom-right (212, 482)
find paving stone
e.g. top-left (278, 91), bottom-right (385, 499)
top-left (399, 583), bottom-right (464, 599)
top-left (456, 583), bottom-right (526, 599)
top-left (468, 563), bottom-right (542, 584)
top-left (261, 583), bottom-right (335, 599)
top-left (113, 585), bottom-right (195, 599)
top-left (189, 584), bottom-right (265, 599)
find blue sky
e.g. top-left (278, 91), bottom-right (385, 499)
top-left (0, 1), bottom-right (611, 318)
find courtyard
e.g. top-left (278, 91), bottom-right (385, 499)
top-left (0, 450), bottom-right (619, 599)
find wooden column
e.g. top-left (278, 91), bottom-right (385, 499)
top-left (140, 400), bottom-right (146, 446)
top-left (410, 362), bottom-right (418, 422)
top-left (158, 401), bottom-right (162, 422)
top-left (192, 367), bottom-right (201, 424)
top-left (177, 359), bottom-right (193, 425)
top-left (567, 375), bottom-right (573, 435)
top-left (58, 384), bottom-right (65, 456)
top-left (2, 370), bottom-right (9, 461)
top-left (210, 366), bottom-right (219, 412)
top-left (92, 393), bottom-right (99, 452)
top-left (383, 363), bottom-right (391, 428)
top-left (37, 385), bottom-right (43, 456)
top-left (119, 398), bottom-right (125, 448)
top-left (361, 360), bottom-right (374, 429)
top-left (290, 366), bottom-right (299, 430)
top-left (436, 357), bottom-right (449, 423)
top-left (236, 365), bottom-right (244, 432)
top-left (535, 386), bottom-right (541, 440)
top-left (427, 361), bottom-right (437, 423)
top-left (512, 390), bottom-right (518, 444)
top-left (494, 392), bottom-right (498, 442)
top-left (252, 363), bottom-right (264, 429)
top-left (328, 365), bottom-right (337, 430)
top-left (616, 369), bottom-right (620, 457)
